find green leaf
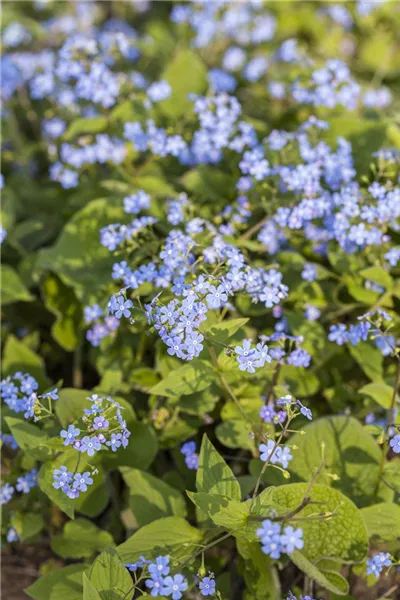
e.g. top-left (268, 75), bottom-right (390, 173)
top-left (25, 564), bottom-right (86, 600)
top-left (291, 551), bottom-right (349, 596)
top-left (188, 492), bottom-right (249, 530)
top-left (120, 467), bottom-right (187, 526)
top-left (52, 519), bottom-right (114, 559)
top-left (5, 417), bottom-right (48, 453)
top-left (41, 273), bottom-right (82, 351)
top-left (83, 574), bottom-right (102, 600)
top-left (359, 382), bottom-right (394, 409)
top-left (236, 538), bottom-right (281, 600)
top-left (35, 198), bottom-right (130, 303)
top-left (64, 116), bottom-right (108, 140)
top-left (11, 511), bottom-right (44, 541)
top-left (182, 166), bottom-right (236, 203)
top-left (88, 548), bottom-right (133, 600)
top-left (382, 460), bottom-right (400, 493)
top-left (202, 318), bottom-right (249, 344)
top-left (2, 335), bottom-right (49, 387)
top-left (216, 419), bottom-right (255, 451)
top-left (360, 266), bottom-right (393, 290)
top-left (117, 517), bottom-right (202, 563)
top-left (160, 49), bottom-right (208, 117)
top-left (38, 461), bottom-right (75, 519)
top-left (150, 359), bottom-right (214, 397)
top-left (280, 365), bottom-right (320, 397)
top-left (197, 434), bottom-right (241, 500)
top-left (288, 416), bottom-right (388, 507)
top-left (361, 502), bottom-right (400, 542)
top-left (1, 264), bottom-right (33, 305)
top-left (348, 342), bottom-right (383, 382)
top-left (102, 421), bottom-right (158, 470)
top-left (273, 483), bottom-right (368, 564)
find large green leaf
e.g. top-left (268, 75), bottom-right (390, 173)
top-left (83, 575), bottom-right (102, 600)
top-left (188, 492), bottom-right (249, 530)
top-left (1, 264), bottom-right (33, 305)
top-left (348, 342), bottom-right (383, 382)
top-left (361, 502), bottom-right (400, 542)
top-left (35, 198), bottom-right (129, 302)
top-left (52, 519), bottom-right (114, 559)
top-left (288, 416), bottom-right (389, 506)
top-left (160, 49), bottom-right (208, 117)
top-left (197, 434), bottom-right (241, 500)
top-left (291, 551), bottom-right (349, 596)
top-left (2, 335), bottom-right (49, 387)
top-left (5, 417), bottom-right (48, 453)
top-left (11, 511), bottom-right (44, 541)
top-left (120, 467), bottom-right (187, 526)
top-left (358, 382), bottom-right (394, 410)
top-left (88, 548), bottom-right (133, 600)
top-left (116, 517), bottom-right (202, 563)
top-left (272, 484), bottom-right (368, 564)
top-left (25, 564), bottom-right (86, 600)
top-left (151, 359), bottom-right (214, 397)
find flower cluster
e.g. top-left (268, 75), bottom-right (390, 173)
top-left (0, 372), bottom-right (58, 420)
top-left (0, 468), bottom-right (38, 506)
top-left (256, 519), bottom-right (304, 558)
top-left (366, 552), bottom-right (392, 578)
top-left (180, 441), bottom-right (199, 470)
top-left (124, 555), bottom-right (189, 599)
top-left (53, 394), bottom-right (131, 498)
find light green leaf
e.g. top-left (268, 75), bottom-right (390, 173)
top-left (5, 417), bottom-right (48, 453)
top-left (160, 49), bottom-right (208, 117)
top-left (52, 519), bottom-right (114, 559)
top-left (202, 318), bottom-right (249, 344)
top-left (216, 419), bottom-right (255, 451)
top-left (150, 359), bottom-right (214, 397)
top-left (360, 266), bottom-right (393, 290)
top-left (25, 564), bottom-right (86, 600)
top-left (359, 382), bottom-right (394, 409)
top-left (197, 434), bottom-right (241, 500)
top-left (361, 502), bottom-right (400, 542)
top-left (35, 198), bottom-right (130, 303)
top-left (273, 483), bottom-right (368, 564)
top-left (117, 517), bottom-right (202, 563)
top-left (102, 421), bottom-right (158, 470)
top-left (2, 335), bottom-right (49, 387)
top-left (188, 492), bottom-right (249, 530)
top-left (11, 511), bottom-right (44, 541)
top-left (348, 342), bottom-right (383, 382)
top-left (1, 264), bottom-right (33, 305)
top-left (88, 548), bottom-right (133, 600)
top-left (38, 461), bottom-right (75, 520)
top-left (288, 416), bottom-right (389, 506)
top-left (83, 574), bottom-right (102, 600)
top-left (291, 551), bottom-right (349, 596)
top-left (64, 116), bottom-right (108, 140)
top-left (120, 467), bottom-right (187, 526)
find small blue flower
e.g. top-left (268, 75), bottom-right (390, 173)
top-left (73, 472), bottom-right (93, 492)
top-left (145, 574), bottom-right (164, 597)
top-left (366, 552), bottom-right (392, 578)
top-left (60, 425), bottom-right (80, 446)
top-left (79, 436), bottom-right (102, 457)
top-left (149, 556), bottom-right (170, 577)
top-left (199, 576), bottom-right (216, 596)
top-left (107, 433), bottom-right (122, 452)
top-left (114, 296), bottom-right (133, 319)
top-left (162, 574), bottom-right (188, 600)
top-left (181, 441), bottom-right (196, 456)
top-left (390, 434), bottom-right (400, 454)
top-left (280, 526), bottom-right (304, 553)
top-left (93, 416), bottom-right (110, 430)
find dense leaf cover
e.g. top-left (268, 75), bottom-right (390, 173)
top-left (1, 2), bottom-right (400, 599)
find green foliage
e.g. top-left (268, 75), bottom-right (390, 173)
top-left (51, 518), bottom-right (114, 559)
top-left (288, 416), bottom-right (390, 506)
top-left (196, 434), bottom-right (241, 500)
top-left (1, 264), bottom-right (33, 305)
top-left (26, 564), bottom-right (87, 600)
top-left (88, 548), bottom-right (133, 600)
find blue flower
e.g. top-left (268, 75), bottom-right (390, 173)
top-left (366, 552), bottom-right (392, 578)
top-left (297, 400), bottom-right (313, 421)
top-left (145, 574), bottom-right (164, 597)
top-left (149, 556), bottom-right (170, 577)
top-left (162, 574), bottom-right (188, 600)
top-left (73, 471), bottom-right (93, 492)
top-left (280, 526), bottom-right (304, 553)
top-left (185, 454), bottom-right (199, 470)
top-left (79, 436), bottom-right (102, 457)
top-left (199, 576), bottom-right (216, 596)
top-left (390, 435), bottom-right (400, 454)
top-left (107, 433), bottom-right (122, 452)
top-left (60, 425), bottom-right (80, 446)
top-left (114, 296), bottom-right (133, 319)
top-left (93, 416), bottom-right (110, 430)
top-left (181, 441), bottom-right (196, 456)
top-left (0, 482), bottom-right (15, 505)
top-left (205, 284), bottom-right (228, 309)
top-left (42, 388), bottom-right (59, 400)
